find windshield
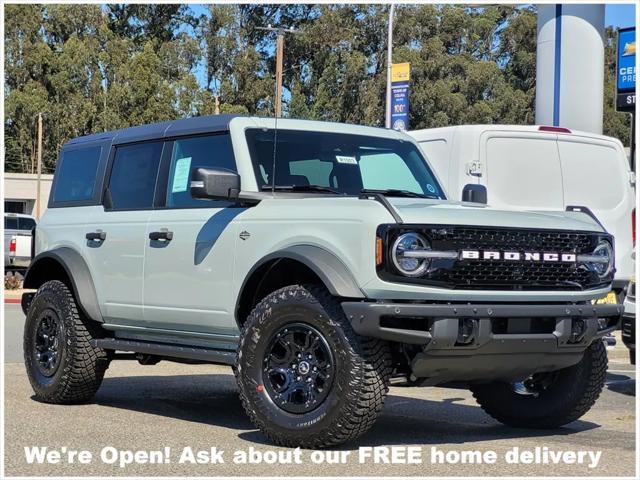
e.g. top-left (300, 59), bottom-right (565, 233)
top-left (245, 128), bottom-right (445, 198)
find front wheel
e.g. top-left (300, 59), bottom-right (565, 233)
top-left (470, 340), bottom-right (607, 428)
top-left (235, 285), bottom-right (392, 448)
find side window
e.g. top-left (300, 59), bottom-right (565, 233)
top-left (108, 142), bottom-right (163, 210)
top-left (52, 146), bottom-right (102, 203)
top-left (165, 134), bottom-right (236, 208)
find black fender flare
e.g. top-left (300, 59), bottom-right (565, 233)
top-left (24, 247), bottom-right (103, 322)
top-left (235, 245), bottom-right (365, 320)
top-left (257, 245), bottom-right (365, 298)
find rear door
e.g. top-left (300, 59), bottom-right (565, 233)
top-left (416, 137), bottom-right (452, 193)
top-left (482, 131), bottom-right (564, 210)
top-left (142, 132), bottom-right (241, 338)
top-left (557, 135), bottom-right (634, 281)
top-left (82, 141), bottom-right (164, 325)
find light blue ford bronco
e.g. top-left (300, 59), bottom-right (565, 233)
top-left (22, 115), bottom-right (621, 447)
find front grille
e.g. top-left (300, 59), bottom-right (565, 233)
top-left (378, 225), bottom-right (612, 291)
top-left (433, 227), bottom-right (593, 252)
top-left (444, 260), bottom-right (593, 288)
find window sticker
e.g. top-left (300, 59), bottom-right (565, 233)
top-left (171, 157), bottom-right (192, 193)
top-left (426, 184), bottom-right (436, 194)
top-left (336, 155), bottom-right (357, 165)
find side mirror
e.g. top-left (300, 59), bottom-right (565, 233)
top-left (461, 184), bottom-right (487, 204)
top-left (190, 168), bottom-right (240, 200)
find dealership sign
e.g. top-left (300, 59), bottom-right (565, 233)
top-left (391, 62), bottom-right (410, 131)
top-left (616, 27), bottom-right (636, 112)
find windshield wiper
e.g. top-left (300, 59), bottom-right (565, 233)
top-left (360, 188), bottom-right (438, 199)
top-left (261, 184), bottom-right (342, 194)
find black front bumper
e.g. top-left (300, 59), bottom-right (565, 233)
top-left (342, 301), bottom-right (622, 384)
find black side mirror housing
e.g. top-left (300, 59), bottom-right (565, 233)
top-left (190, 167), bottom-right (240, 200)
top-left (461, 184), bottom-right (487, 204)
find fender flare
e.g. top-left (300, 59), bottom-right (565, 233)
top-left (235, 245), bottom-right (365, 320)
top-left (259, 245), bottom-right (365, 298)
top-left (24, 247), bottom-right (103, 322)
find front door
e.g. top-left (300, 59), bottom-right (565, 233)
top-left (143, 133), bottom-right (243, 338)
top-left (83, 140), bottom-right (164, 325)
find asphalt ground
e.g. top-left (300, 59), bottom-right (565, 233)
top-left (3, 303), bottom-right (637, 477)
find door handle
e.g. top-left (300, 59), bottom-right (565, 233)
top-left (149, 230), bottom-right (173, 241)
top-left (85, 231), bottom-right (106, 241)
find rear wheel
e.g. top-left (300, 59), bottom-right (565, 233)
top-left (470, 340), bottom-right (607, 428)
top-left (235, 284), bottom-right (392, 448)
top-left (24, 280), bottom-right (109, 404)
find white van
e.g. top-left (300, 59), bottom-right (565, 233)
top-left (409, 125), bottom-right (635, 292)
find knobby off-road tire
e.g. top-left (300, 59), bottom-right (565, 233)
top-left (470, 340), bottom-right (607, 428)
top-left (24, 280), bottom-right (109, 404)
top-left (235, 284), bottom-right (392, 448)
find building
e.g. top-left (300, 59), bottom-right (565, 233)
top-left (4, 173), bottom-right (54, 218)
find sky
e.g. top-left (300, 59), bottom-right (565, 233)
top-left (605, 3), bottom-right (635, 29)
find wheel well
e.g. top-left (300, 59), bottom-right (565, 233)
top-left (236, 258), bottom-right (325, 326)
top-left (24, 257), bottom-right (72, 291)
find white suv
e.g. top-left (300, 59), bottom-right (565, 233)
top-left (22, 115), bottom-right (621, 447)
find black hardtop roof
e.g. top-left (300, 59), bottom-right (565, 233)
top-left (64, 114), bottom-right (242, 148)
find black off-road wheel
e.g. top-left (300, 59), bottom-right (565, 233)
top-left (23, 280), bottom-right (109, 404)
top-left (235, 285), bottom-right (392, 448)
top-left (470, 340), bottom-right (607, 428)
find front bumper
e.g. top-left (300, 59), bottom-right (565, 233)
top-left (342, 301), bottom-right (622, 384)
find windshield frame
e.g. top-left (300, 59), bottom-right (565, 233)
top-left (244, 127), bottom-right (446, 199)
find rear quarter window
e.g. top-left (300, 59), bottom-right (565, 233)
top-left (52, 146), bottom-right (102, 203)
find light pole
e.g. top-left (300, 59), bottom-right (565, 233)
top-left (257, 25), bottom-right (298, 117)
top-left (385, 3), bottom-right (395, 129)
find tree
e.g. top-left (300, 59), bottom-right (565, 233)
top-left (5, 4), bottom-right (203, 172)
top-left (4, 4), bottom-right (631, 174)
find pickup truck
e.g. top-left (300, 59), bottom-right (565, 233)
top-left (4, 213), bottom-right (36, 271)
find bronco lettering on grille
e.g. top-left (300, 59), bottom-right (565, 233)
top-left (460, 250), bottom-right (577, 262)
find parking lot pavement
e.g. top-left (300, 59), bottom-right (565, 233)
top-left (4, 304), bottom-right (636, 477)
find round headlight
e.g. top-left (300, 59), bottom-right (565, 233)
top-left (392, 233), bottom-right (430, 277)
top-left (592, 240), bottom-right (613, 278)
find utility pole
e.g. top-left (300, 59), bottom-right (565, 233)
top-left (257, 25), bottom-right (298, 117)
top-left (275, 32), bottom-right (284, 117)
top-left (385, 3), bottom-right (396, 129)
top-left (35, 113), bottom-right (43, 220)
